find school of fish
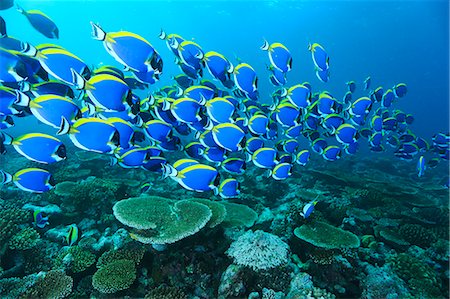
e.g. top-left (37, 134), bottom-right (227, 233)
top-left (1, 3), bottom-right (449, 204)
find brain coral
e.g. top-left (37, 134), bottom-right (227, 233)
top-left (226, 230), bottom-right (289, 271)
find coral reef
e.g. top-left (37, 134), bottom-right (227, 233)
top-left (113, 195), bottom-right (212, 244)
top-left (22, 270), bottom-right (73, 299)
top-left (294, 221), bottom-right (360, 249)
top-left (8, 228), bottom-right (40, 250)
top-left (92, 259), bottom-right (137, 294)
top-left (226, 230), bottom-right (289, 270)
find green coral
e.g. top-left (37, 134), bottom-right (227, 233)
top-left (294, 221), bottom-right (360, 249)
top-left (188, 198), bottom-right (227, 228)
top-left (0, 208), bottom-right (29, 245)
top-left (22, 270), bottom-right (73, 299)
top-left (96, 245), bottom-right (146, 268)
top-left (9, 227), bottom-right (40, 250)
top-left (113, 195), bottom-right (212, 244)
top-left (399, 224), bottom-right (437, 248)
top-left (92, 259), bottom-right (136, 294)
top-left (388, 253), bottom-right (441, 297)
top-left (55, 177), bottom-right (120, 206)
top-left (144, 285), bottom-right (188, 299)
top-left (220, 202), bottom-right (258, 228)
top-left (54, 246), bottom-right (96, 273)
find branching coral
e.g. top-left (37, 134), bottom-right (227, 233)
top-left (92, 259), bottom-right (136, 294)
top-left (22, 270), bottom-right (73, 299)
top-left (54, 246), bottom-right (96, 273)
top-left (9, 227), bottom-right (40, 250)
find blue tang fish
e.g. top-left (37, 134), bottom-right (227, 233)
top-left (5, 133), bottom-right (66, 164)
top-left (322, 145), bottom-right (341, 161)
top-left (261, 40), bottom-right (292, 73)
top-left (216, 178), bottom-right (240, 198)
top-left (206, 97), bottom-right (235, 124)
top-left (308, 43), bottom-right (329, 71)
top-left (287, 84), bottom-right (310, 109)
top-left (1, 168), bottom-right (55, 193)
top-left (73, 71), bottom-right (132, 112)
top-left (212, 123), bottom-right (245, 152)
top-left (29, 94), bottom-right (81, 128)
top-left (221, 158), bottom-right (246, 175)
top-left (91, 22), bottom-right (160, 73)
top-left (296, 150), bottom-right (310, 166)
top-left (252, 147), bottom-right (277, 169)
top-left (233, 63), bottom-right (258, 95)
top-left (163, 162), bottom-right (220, 192)
top-left (300, 199), bottom-right (318, 218)
top-left (267, 162), bottom-right (292, 180)
top-left (58, 117), bottom-right (119, 154)
top-left (33, 210), bottom-right (49, 229)
top-left (17, 5), bottom-right (59, 39)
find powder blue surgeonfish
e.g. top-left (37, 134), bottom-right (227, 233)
top-left (58, 117), bottom-right (119, 154)
top-left (212, 123), bottom-right (245, 152)
top-left (335, 124), bottom-right (358, 145)
top-left (1, 168), bottom-right (55, 193)
top-left (72, 70), bottom-right (132, 112)
top-left (221, 157), bottom-right (246, 175)
top-left (170, 97), bottom-right (204, 124)
top-left (322, 145), bottom-right (341, 161)
top-left (233, 63), bottom-right (258, 95)
top-left (206, 97), bottom-right (235, 124)
top-left (23, 44), bottom-right (89, 85)
top-left (0, 88), bottom-right (29, 116)
top-left (177, 40), bottom-right (204, 70)
top-left (393, 83), bottom-right (407, 98)
top-left (202, 51), bottom-right (234, 83)
top-left (91, 22), bottom-right (160, 73)
top-left (252, 147), bottom-right (277, 169)
top-left (296, 150), bottom-right (310, 166)
top-left (17, 5), bottom-right (59, 39)
top-left (112, 146), bottom-right (150, 168)
top-left (159, 30), bottom-right (184, 57)
top-left (143, 120), bottom-right (172, 143)
top-left (4, 132), bottom-right (66, 164)
top-left (300, 199), bottom-right (318, 218)
top-left (29, 94), bottom-right (81, 128)
top-left (261, 40), bottom-right (292, 73)
top-left (315, 67), bottom-right (330, 83)
top-left (162, 161), bottom-right (219, 192)
top-left (308, 43), bottom-right (329, 71)
top-left (216, 178), bottom-right (240, 198)
top-left (287, 84), bottom-right (310, 109)
top-left (0, 48), bottom-right (28, 83)
top-left (267, 162), bottom-right (292, 180)
top-left (107, 117), bottom-right (137, 149)
top-left (33, 210), bottom-right (49, 229)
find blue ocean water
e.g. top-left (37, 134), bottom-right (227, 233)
top-left (0, 0), bottom-right (449, 298)
top-left (3, 0), bottom-right (449, 138)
